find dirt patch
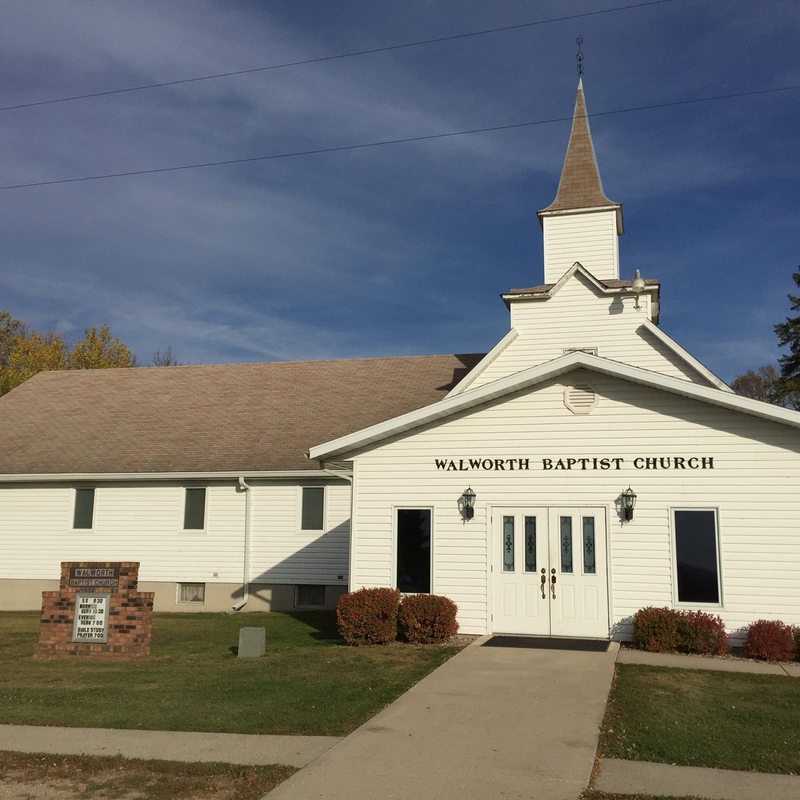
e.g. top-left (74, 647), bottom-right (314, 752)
top-left (0, 752), bottom-right (295, 800)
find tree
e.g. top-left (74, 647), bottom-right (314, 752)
top-left (0, 315), bottom-right (138, 396)
top-left (774, 268), bottom-right (800, 405)
top-left (0, 332), bottom-right (68, 395)
top-left (0, 311), bottom-right (26, 369)
top-left (151, 346), bottom-right (180, 367)
top-left (68, 325), bottom-right (136, 370)
top-left (731, 364), bottom-right (782, 403)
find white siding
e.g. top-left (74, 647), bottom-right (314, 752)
top-left (0, 481), bottom-right (350, 587)
top-left (472, 275), bottom-right (705, 389)
top-left (543, 210), bottom-right (619, 283)
top-left (350, 369), bottom-right (800, 637)
top-left (249, 483), bottom-right (350, 585)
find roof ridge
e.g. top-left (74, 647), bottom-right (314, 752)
top-left (28, 351), bottom-right (486, 379)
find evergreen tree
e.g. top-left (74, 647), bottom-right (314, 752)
top-left (774, 269), bottom-right (800, 407)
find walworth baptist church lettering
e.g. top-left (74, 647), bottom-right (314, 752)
top-left (434, 456), bottom-right (715, 471)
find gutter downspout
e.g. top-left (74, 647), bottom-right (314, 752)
top-left (232, 476), bottom-right (252, 611)
top-left (322, 467), bottom-right (354, 592)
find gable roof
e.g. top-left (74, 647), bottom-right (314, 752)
top-left (539, 78), bottom-right (620, 218)
top-left (0, 353), bottom-right (483, 478)
top-left (502, 262), bottom-right (660, 304)
top-left (309, 351), bottom-right (800, 462)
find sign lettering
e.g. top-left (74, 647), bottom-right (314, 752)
top-left (434, 456), bottom-right (714, 471)
top-left (72, 594), bottom-right (110, 643)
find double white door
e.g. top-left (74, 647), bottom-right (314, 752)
top-left (492, 507), bottom-right (609, 638)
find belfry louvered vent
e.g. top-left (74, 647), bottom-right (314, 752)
top-left (564, 385), bottom-right (597, 415)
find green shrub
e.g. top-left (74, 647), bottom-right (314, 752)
top-left (336, 587), bottom-right (400, 646)
top-left (744, 620), bottom-right (795, 662)
top-left (398, 594), bottom-right (459, 644)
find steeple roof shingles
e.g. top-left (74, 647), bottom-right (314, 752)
top-left (540, 79), bottom-right (620, 215)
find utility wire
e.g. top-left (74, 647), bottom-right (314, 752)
top-left (0, 0), bottom-right (676, 114)
top-left (2, 82), bottom-right (796, 191)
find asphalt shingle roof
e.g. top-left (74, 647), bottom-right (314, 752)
top-left (0, 353), bottom-right (483, 474)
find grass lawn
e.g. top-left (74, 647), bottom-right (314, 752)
top-left (600, 664), bottom-right (800, 774)
top-left (0, 751), bottom-right (294, 800)
top-left (0, 611), bottom-right (463, 736)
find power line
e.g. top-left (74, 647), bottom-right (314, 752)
top-left (0, 0), bottom-right (676, 114)
top-left (2, 83), bottom-right (795, 191)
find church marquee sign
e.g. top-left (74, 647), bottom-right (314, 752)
top-left (434, 456), bottom-right (715, 472)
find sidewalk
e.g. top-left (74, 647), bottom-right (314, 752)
top-left (595, 758), bottom-right (800, 800)
top-left (265, 637), bottom-right (618, 800)
top-left (617, 646), bottom-right (800, 676)
top-left (0, 724), bottom-right (339, 768)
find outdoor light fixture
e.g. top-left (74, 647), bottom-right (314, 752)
top-left (630, 269), bottom-right (646, 310)
top-left (458, 487), bottom-right (476, 521)
top-left (620, 486), bottom-right (637, 522)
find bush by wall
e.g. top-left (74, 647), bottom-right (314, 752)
top-left (678, 610), bottom-right (729, 656)
top-left (794, 627), bottom-right (800, 663)
top-left (632, 607), bottom-right (682, 652)
top-left (632, 607), bottom-right (728, 655)
top-left (336, 588), bottom-right (400, 646)
top-left (743, 620), bottom-right (796, 662)
top-left (398, 594), bottom-right (459, 644)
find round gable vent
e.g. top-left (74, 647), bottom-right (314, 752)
top-left (564, 385), bottom-right (597, 415)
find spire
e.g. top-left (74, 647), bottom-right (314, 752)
top-left (540, 78), bottom-right (619, 215)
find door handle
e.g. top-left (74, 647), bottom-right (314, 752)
top-left (540, 568), bottom-right (546, 599)
top-left (551, 568), bottom-right (557, 600)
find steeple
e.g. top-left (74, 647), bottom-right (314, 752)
top-left (540, 78), bottom-right (620, 218)
top-left (538, 78), bottom-right (623, 284)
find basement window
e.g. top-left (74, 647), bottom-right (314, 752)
top-left (73, 488), bottom-right (95, 529)
top-left (396, 509), bottom-right (432, 594)
top-left (177, 582), bottom-right (206, 604)
top-left (296, 585), bottom-right (326, 608)
top-left (673, 509), bottom-right (721, 605)
top-left (183, 487), bottom-right (206, 530)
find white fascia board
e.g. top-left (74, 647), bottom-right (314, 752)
top-left (639, 320), bottom-right (732, 393)
top-left (310, 351), bottom-right (800, 460)
top-left (446, 328), bottom-right (518, 398)
top-left (0, 470), bottom-right (334, 484)
top-left (502, 262), bottom-right (660, 303)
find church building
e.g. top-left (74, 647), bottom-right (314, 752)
top-left (1, 80), bottom-right (799, 639)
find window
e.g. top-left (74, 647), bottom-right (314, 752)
top-left (183, 488), bottom-right (206, 530)
top-left (73, 488), bottom-right (95, 529)
top-left (560, 516), bottom-right (573, 573)
top-left (396, 509), bottom-right (431, 593)
top-left (178, 582), bottom-right (205, 604)
top-left (301, 487), bottom-right (325, 531)
top-left (502, 516), bottom-right (515, 572)
top-left (674, 510), bottom-right (720, 604)
top-left (296, 585), bottom-right (326, 608)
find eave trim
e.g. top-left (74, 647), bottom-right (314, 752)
top-left (309, 351), bottom-right (800, 460)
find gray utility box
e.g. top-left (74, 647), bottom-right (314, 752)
top-left (237, 626), bottom-right (266, 658)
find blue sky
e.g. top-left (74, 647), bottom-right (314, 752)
top-left (1, 0), bottom-right (798, 380)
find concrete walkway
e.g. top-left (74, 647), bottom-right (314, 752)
top-left (617, 647), bottom-right (800, 676)
top-left (265, 638), bottom-right (618, 800)
top-left (0, 724), bottom-right (339, 768)
top-left (596, 758), bottom-right (800, 800)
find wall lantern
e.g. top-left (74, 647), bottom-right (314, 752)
top-left (458, 487), bottom-right (476, 521)
top-left (620, 486), bottom-right (637, 522)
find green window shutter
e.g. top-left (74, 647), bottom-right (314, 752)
top-left (73, 488), bottom-right (95, 529)
top-left (184, 488), bottom-right (206, 530)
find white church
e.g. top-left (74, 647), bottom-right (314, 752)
top-left (1, 80), bottom-right (799, 639)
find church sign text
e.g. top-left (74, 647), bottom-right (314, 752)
top-left (434, 456), bottom-right (714, 472)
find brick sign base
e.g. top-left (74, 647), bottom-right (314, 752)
top-left (36, 561), bottom-right (154, 660)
